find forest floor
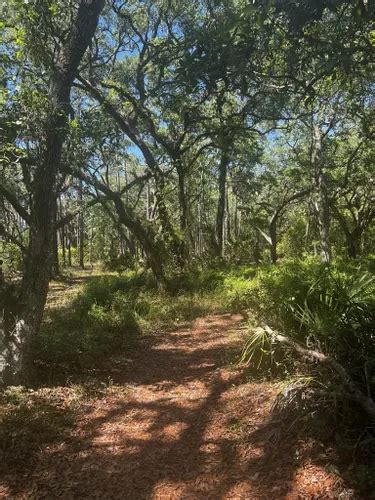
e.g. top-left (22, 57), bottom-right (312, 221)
top-left (0, 276), bottom-right (359, 499)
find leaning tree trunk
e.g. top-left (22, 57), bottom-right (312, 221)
top-left (257, 220), bottom-right (278, 264)
top-left (112, 196), bottom-right (167, 289)
top-left (154, 171), bottom-right (184, 267)
top-left (3, 0), bottom-right (104, 385)
top-left (257, 188), bottom-right (311, 266)
top-left (73, 169), bottom-right (168, 288)
top-left (76, 75), bottom-right (182, 268)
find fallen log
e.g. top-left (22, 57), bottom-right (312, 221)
top-left (255, 324), bottom-right (375, 422)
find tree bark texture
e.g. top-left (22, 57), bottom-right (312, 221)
top-left (312, 123), bottom-right (331, 264)
top-left (2, 0), bottom-right (104, 385)
top-left (216, 149), bottom-right (229, 258)
top-left (78, 180), bottom-right (85, 269)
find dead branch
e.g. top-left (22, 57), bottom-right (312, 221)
top-left (256, 324), bottom-right (375, 422)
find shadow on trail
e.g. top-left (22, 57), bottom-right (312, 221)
top-left (0, 314), bottom-right (359, 498)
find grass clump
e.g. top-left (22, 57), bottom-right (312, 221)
top-left (36, 265), bottom-right (258, 382)
top-left (37, 273), bottom-right (145, 381)
top-left (36, 269), bottom-right (222, 381)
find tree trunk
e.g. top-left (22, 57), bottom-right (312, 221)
top-left (257, 324), bottom-right (375, 423)
top-left (269, 219), bottom-right (278, 264)
top-left (257, 213), bottom-right (279, 264)
top-left (58, 197), bottom-right (66, 267)
top-left (318, 169), bottom-right (330, 263)
top-left (111, 196), bottom-right (166, 288)
top-left (61, 227), bottom-right (66, 267)
top-left (155, 172), bottom-right (183, 267)
top-left (67, 234), bottom-right (72, 267)
top-left (312, 123), bottom-right (331, 264)
top-left (226, 188), bottom-right (231, 244)
top-left (3, 0), bottom-right (104, 385)
top-left (346, 228), bottom-right (362, 259)
top-left (52, 222), bottom-right (60, 278)
top-left (253, 230), bottom-right (261, 265)
top-left (77, 76), bottom-right (179, 269)
top-left (335, 209), bottom-right (362, 259)
top-left (78, 180), bottom-right (85, 269)
top-left (1, 284), bottom-right (22, 386)
top-left (175, 158), bottom-right (190, 260)
top-left (216, 149), bottom-right (229, 258)
top-left (234, 195), bottom-right (239, 240)
top-left (175, 160), bottom-right (188, 233)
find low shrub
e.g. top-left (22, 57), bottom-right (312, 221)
top-left (239, 258), bottom-right (375, 421)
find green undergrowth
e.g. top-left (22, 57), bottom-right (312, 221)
top-left (239, 257), bottom-right (375, 403)
top-left (240, 257), bottom-right (375, 374)
top-left (36, 258), bottom-right (374, 386)
top-left (37, 267), bottom-right (249, 381)
top-left (4, 258), bottom-right (375, 493)
top-left (238, 257), bottom-right (375, 494)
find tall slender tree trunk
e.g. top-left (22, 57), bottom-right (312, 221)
top-left (216, 149), bottom-right (229, 258)
top-left (317, 169), bottom-right (330, 263)
top-left (89, 226), bottom-right (94, 268)
top-left (269, 218), bottom-right (278, 264)
top-left (2, 0), bottom-right (104, 385)
top-left (146, 182), bottom-right (151, 220)
top-left (52, 218), bottom-right (60, 277)
top-left (346, 233), bottom-right (359, 259)
top-left (234, 194), bottom-right (240, 240)
top-left (60, 225), bottom-right (66, 267)
top-left (175, 160), bottom-right (188, 233)
top-left (254, 230), bottom-right (261, 265)
top-left (312, 123), bottom-right (331, 264)
top-left (226, 187), bottom-right (231, 245)
top-left (58, 197), bottom-right (66, 267)
top-left (78, 180), bottom-right (84, 269)
top-left (67, 233), bottom-right (72, 267)
top-left (175, 158), bottom-right (190, 261)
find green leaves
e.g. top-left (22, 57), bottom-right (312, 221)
top-left (70, 119), bottom-right (79, 129)
top-left (47, 2), bottom-right (58, 17)
top-left (240, 326), bottom-right (274, 368)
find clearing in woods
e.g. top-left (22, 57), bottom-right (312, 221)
top-left (1, 281), bottom-right (350, 498)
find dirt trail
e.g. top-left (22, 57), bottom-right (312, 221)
top-left (2, 313), bottom-right (347, 499)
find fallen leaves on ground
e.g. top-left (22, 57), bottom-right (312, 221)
top-left (0, 314), bottom-right (356, 499)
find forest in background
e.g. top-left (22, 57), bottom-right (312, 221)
top-left (0, 0), bottom-right (375, 495)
